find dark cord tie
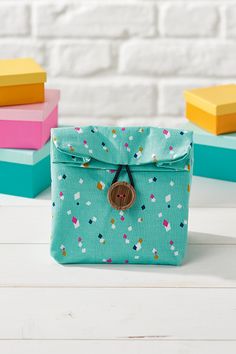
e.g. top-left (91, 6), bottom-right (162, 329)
top-left (108, 164), bottom-right (136, 210)
top-left (111, 165), bottom-right (135, 188)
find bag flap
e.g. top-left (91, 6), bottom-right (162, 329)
top-left (51, 126), bottom-right (193, 169)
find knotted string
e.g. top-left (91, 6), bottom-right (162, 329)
top-left (111, 165), bottom-right (135, 188)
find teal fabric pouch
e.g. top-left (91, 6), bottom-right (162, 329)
top-left (51, 126), bottom-right (193, 265)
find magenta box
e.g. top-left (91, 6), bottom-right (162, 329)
top-left (0, 89), bottom-right (60, 150)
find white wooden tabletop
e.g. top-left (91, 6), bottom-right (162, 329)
top-left (0, 176), bottom-right (236, 354)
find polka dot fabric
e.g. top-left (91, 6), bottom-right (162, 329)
top-left (51, 126), bottom-right (193, 265)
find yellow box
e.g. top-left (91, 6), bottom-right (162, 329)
top-left (0, 58), bottom-right (46, 106)
top-left (184, 84), bottom-right (236, 135)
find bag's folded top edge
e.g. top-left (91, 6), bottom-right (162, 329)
top-left (51, 126), bottom-right (193, 167)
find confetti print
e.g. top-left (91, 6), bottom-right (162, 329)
top-left (165, 194), bottom-right (171, 203)
top-left (68, 144), bottom-right (74, 152)
top-left (111, 218), bottom-right (116, 229)
top-left (133, 239), bottom-right (143, 251)
top-left (83, 140), bottom-right (88, 149)
top-left (134, 146), bottom-right (143, 159)
top-left (169, 240), bottom-right (179, 257)
top-left (124, 142), bottom-right (131, 152)
top-left (72, 216), bottom-right (80, 228)
top-left (180, 220), bottom-right (187, 228)
top-left (81, 162), bottom-right (89, 168)
top-left (123, 233), bottom-right (130, 244)
top-left (169, 146), bottom-right (174, 155)
top-left (148, 177), bottom-right (157, 183)
top-left (74, 192), bottom-right (80, 200)
top-left (78, 237), bottom-right (86, 253)
top-left (184, 164), bottom-right (191, 172)
top-left (163, 219), bottom-right (171, 232)
top-left (112, 129), bottom-right (117, 138)
top-left (101, 142), bottom-right (109, 152)
top-left (152, 154), bottom-right (157, 162)
top-left (119, 211), bottom-right (125, 221)
top-left (51, 125), bottom-right (193, 265)
top-left (150, 194), bottom-right (156, 202)
top-left (91, 127), bottom-right (98, 133)
top-left (152, 248), bottom-right (159, 260)
top-left (60, 245), bottom-right (67, 256)
top-left (75, 127), bottom-right (83, 134)
top-left (88, 216), bottom-right (97, 225)
top-left (98, 233), bottom-right (106, 244)
top-left (163, 129), bottom-right (171, 139)
top-left (97, 181), bottom-right (105, 190)
top-left (58, 174), bottom-right (66, 181)
top-left (53, 136), bottom-right (58, 148)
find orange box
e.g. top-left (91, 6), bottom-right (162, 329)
top-left (0, 58), bottom-right (46, 106)
top-left (184, 84), bottom-right (236, 135)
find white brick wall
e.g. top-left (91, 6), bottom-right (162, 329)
top-left (159, 4), bottom-right (220, 37)
top-left (49, 41), bottom-right (112, 76)
top-left (56, 80), bottom-right (156, 117)
top-left (0, 4), bottom-right (30, 36)
top-left (35, 3), bottom-right (156, 38)
top-left (0, 0), bottom-right (235, 126)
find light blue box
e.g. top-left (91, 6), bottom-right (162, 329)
top-left (184, 122), bottom-right (236, 182)
top-left (0, 142), bottom-right (50, 198)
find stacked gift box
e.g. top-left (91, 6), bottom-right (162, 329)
top-left (184, 84), bottom-right (236, 182)
top-left (0, 58), bottom-right (60, 197)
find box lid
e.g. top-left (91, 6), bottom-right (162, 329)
top-left (0, 141), bottom-right (50, 165)
top-left (0, 89), bottom-right (60, 121)
top-left (51, 126), bottom-right (193, 172)
top-left (0, 58), bottom-right (46, 87)
top-left (183, 122), bottom-right (236, 150)
top-left (184, 84), bottom-right (236, 116)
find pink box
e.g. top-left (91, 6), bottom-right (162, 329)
top-left (0, 89), bottom-right (60, 149)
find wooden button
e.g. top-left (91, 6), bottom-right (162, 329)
top-left (107, 181), bottom-right (136, 210)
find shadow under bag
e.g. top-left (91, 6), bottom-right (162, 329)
top-left (51, 126), bottom-right (193, 265)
